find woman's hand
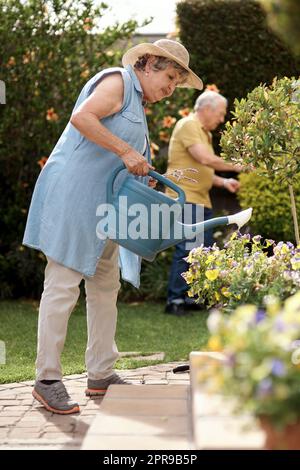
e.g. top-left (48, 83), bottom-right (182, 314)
top-left (120, 149), bottom-right (154, 176)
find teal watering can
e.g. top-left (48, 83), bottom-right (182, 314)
top-left (103, 164), bottom-right (252, 261)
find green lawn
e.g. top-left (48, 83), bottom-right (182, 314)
top-left (0, 300), bottom-right (209, 384)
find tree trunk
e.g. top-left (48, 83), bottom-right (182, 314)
top-left (288, 184), bottom-right (300, 245)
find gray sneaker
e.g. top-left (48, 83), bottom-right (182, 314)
top-left (32, 381), bottom-right (80, 414)
top-left (85, 373), bottom-right (130, 396)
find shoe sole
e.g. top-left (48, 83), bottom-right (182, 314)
top-left (32, 389), bottom-right (80, 415)
top-left (85, 388), bottom-right (107, 397)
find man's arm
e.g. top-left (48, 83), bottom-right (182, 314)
top-left (188, 143), bottom-right (242, 172)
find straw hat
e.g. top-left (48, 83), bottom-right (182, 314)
top-left (122, 39), bottom-right (203, 90)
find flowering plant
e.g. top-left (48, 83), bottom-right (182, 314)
top-left (203, 291), bottom-right (300, 427)
top-left (183, 232), bottom-right (300, 310)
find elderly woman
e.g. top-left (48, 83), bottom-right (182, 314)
top-left (23, 39), bottom-right (203, 414)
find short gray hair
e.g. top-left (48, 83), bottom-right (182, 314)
top-left (194, 90), bottom-right (227, 111)
top-left (134, 54), bottom-right (189, 82)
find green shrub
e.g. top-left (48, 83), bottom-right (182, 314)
top-left (238, 172), bottom-right (300, 242)
top-left (177, 0), bottom-right (299, 115)
top-left (0, 0), bottom-right (140, 298)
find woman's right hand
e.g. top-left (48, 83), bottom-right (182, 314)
top-left (120, 149), bottom-right (154, 176)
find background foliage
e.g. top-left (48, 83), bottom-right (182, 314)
top-left (176, 0), bottom-right (299, 116)
top-left (238, 172), bottom-right (300, 242)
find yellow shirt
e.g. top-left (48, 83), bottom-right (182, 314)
top-left (165, 113), bottom-right (215, 208)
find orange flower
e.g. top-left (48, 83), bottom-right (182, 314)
top-left (46, 108), bottom-right (59, 122)
top-left (37, 157), bottom-right (48, 169)
top-left (7, 56), bottom-right (16, 67)
top-left (162, 115), bottom-right (176, 128)
top-left (159, 131), bottom-right (170, 143)
top-left (178, 107), bottom-right (190, 117)
top-left (83, 17), bottom-right (92, 31)
top-left (80, 69), bottom-right (90, 79)
top-left (205, 84), bottom-right (220, 93)
top-left (144, 107), bottom-right (152, 115)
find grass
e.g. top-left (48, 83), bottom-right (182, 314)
top-left (0, 299), bottom-right (209, 384)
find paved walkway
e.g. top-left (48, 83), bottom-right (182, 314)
top-left (0, 362), bottom-right (189, 450)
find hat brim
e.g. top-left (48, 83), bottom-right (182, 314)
top-left (122, 43), bottom-right (203, 90)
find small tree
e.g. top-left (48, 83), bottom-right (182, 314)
top-left (220, 76), bottom-right (300, 244)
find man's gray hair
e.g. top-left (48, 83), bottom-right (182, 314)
top-left (194, 90), bottom-right (227, 111)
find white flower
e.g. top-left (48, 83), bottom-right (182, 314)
top-left (207, 309), bottom-right (223, 334)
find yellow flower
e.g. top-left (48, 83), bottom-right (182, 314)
top-left (207, 335), bottom-right (222, 351)
top-left (291, 259), bottom-right (300, 270)
top-left (205, 269), bottom-right (219, 281)
top-left (215, 291), bottom-right (221, 301)
top-left (184, 272), bottom-right (194, 284)
top-left (281, 244), bottom-right (290, 255)
top-left (221, 287), bottom-right (231, 298)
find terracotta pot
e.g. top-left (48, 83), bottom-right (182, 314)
top-left (259, 417), bottom-right (300, 450)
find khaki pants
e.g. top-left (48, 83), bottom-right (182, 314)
top-left (36, 240), bottom-right (120, 381)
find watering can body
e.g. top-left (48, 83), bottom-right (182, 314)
top-left (102, 164), bottom-right (252, 261)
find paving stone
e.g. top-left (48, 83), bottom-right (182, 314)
top-left (40, 432), bottom-right (74, 440)
top-left (106, 384), bottom-right (188, 400)
top-left (82, 434), bottom-right (192, 450)
top-left (21, 399), bottom-right (36, 406)
top-left (143, 379), bottom-right (169, 385)
top-left (9, 429), bottom-right (41, 439)
top-left (14, 420), bottom-right (45, 429)
top-left (99, 397), bottom-right (187, 417)
top-left (0, 400), bottom-right (22, 406)
top-left (0, 417), bottom-right (20, 426)
top-left (0, 410), bottom-right (28, 417)
top-left (4, 405), bottom-right (32, 411)
top-left (87, 415), bottom-right (189, 436)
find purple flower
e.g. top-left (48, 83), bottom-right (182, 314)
top-left (256, 378), bottom-right (273, 398)
top-left (252, 235), bottom-right (262, 244)
top-left (255, 309), bottom-right (266, 324)
top-left (274, 317), bottom-right (286, 332)
top-left (225, 352), bottom-right (236, 367)
top-left (271, 359), bottom-right (286, 377)
top-left (286, 241), bottom-right (295, 250)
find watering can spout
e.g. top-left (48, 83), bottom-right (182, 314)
top-left (159, 208), bottom-right (253, 251)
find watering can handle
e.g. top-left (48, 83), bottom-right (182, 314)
top-left (107, 164), bottom-right (186, 206)
top-left (148, 170), bottom-right (186, 206)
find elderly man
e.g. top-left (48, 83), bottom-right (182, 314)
top-left (165, 90), bottom-right (241, 316)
